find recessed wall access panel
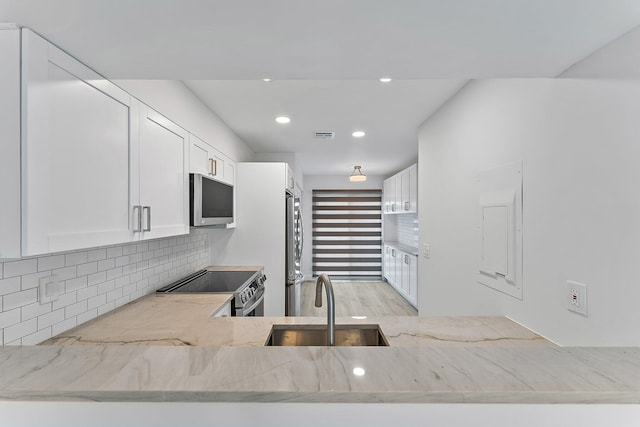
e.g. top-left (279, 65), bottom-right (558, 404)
top-left (476, 162), bottom-right (523, 300)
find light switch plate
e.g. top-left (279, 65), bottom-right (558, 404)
top-left (566, 280), bottom-right (588, 316)
top-left (423, 244), bottom-right (431, 259)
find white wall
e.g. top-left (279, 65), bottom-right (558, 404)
top-left (418, 79), bottom-right (640, 346)
top-left (114, 80), bottom-right (254, 162)
top-left (560, 26), bottom-right (640, 78)
top-left (301, 175), bottom-right (384, 279)
top-left (208, 163), bottom-right (288, 316)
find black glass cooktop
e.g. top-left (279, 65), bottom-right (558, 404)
top-left (157, 270), bottom-right (257, 294)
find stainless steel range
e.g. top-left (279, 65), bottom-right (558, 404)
top-left (156, 269), bottom-right (266, 316)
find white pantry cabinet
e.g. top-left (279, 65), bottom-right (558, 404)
top-left (383, 245), bottom-right (397, 286)
top-left (383, 163), bottom-right (417, 215)
top-left (133, 106), bottom-right (189, 241)
top-left (189, 134), bottom-right (235, 186)
top-left (401, 252), bottom-right (418, 305)
top-left (21, 29), bottom-right (137, 255)
top-left (383, 243), bottom-right (417, 307)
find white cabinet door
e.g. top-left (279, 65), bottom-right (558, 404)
top-left (394, 175), bottom-right (402, 213)
top-left (382, 179), bottom-right (390, 213)
top-left (383, 245), bottom-right (391, 281)
top-left (408, 253), bottom-right (418, 305)
top-left (399, 164), bottom-right (418, 214)
top-left (389, 247), bottom-right (402, 289)
top-left (189, 134), bottom-right (212, 176)
top-left (136, 106), bottom-right (189, 240)
top-left (21, 29), bottom-right (136, 255)
top-left (212, 300), bottom-right (232, 317)
top-left (401, 170), bottom-right (411, 212)
top-left (408, 164), bottom-right (418, 213)
top-left (0, 28), bottom-right (21, 258)
top-left (385, 176), bottom-right (399, 214)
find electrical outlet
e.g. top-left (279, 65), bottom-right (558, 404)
top-left (566, 280), bottom-right (588, 316)
top-left (39, 275), bottom-right (60, 304)
top-left (422, 244), bottom-right (431, 259)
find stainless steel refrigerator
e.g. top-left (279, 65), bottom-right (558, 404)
top-left (285, 190), bottom-right (304, 316)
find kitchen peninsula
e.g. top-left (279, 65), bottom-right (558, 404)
top-left (0, 293), bottom-right (639, 404)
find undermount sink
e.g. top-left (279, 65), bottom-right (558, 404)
top-left (265, 324), bottom-right (390, 346)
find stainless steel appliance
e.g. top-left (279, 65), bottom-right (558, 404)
top-left (285, 190), bottom-right (304, 316)
top-left (189, 173), bottom-right (234, 226)
top-left (156, 269), bottom-right (266, 316)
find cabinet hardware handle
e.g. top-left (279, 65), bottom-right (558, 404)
top-left (391, 203), bottom-right (396, 212)
top-left (391, 249), bottom-right (396, 257)
top-left (133, 205), bottom-right (142, 232)
top-left (404, 254), bottom-right (409, 264)
top-left (404, 201), bottom-right (409, 211)
top-left (143, 206), bottom-right (151, 232)
top-left (209, 158), bottom-right (217, 175)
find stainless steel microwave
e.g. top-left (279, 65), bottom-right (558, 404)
top-left (189, 173), bottom-right (234, 226)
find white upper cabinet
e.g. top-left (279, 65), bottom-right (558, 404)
top-left (2, 29), bottom-right (192, 257)
top-left (21, 29), bottom-right (136, 255)
top-left (188, 134), bottom-right (235, 186)
top-left (134, 106), bottom-right (189, 240)
top-left (383, 163), bottom-right (417, 215)
top-left (0, 28), bottom-right (21, 258)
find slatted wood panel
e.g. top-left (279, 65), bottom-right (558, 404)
top-left (312, 189), bottom-right (382, 280)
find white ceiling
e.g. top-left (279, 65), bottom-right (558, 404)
top-left (3, 0), bottom-right (640, 176)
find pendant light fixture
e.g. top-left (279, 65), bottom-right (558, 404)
top-left (349, 165), bottom-right (367, 182)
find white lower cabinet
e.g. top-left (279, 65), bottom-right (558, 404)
top-left (402, 252), bottom-right (418, 305)
top-left (383, 244), bottom-right (417, 307)
top-left (212, 300), bottom-right (232, 317)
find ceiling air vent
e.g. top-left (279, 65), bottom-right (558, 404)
top-left (313, 131), bottom-right (335, 140)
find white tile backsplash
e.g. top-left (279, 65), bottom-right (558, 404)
top-left (3, 259), bottom-right (37, 278)
top-left (37, 254), bottom-right (66, 271)
top-left (0, 277), bottom-right (21, 296)
top-left (0, 229), bottom-right (209, 345)
top-left (396, 214), bottom-right (419, 248)
top-left (65, 251), bottom-right (88, 266)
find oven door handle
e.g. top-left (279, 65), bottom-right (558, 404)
top-left (242, 292), bottom-right (265, 315)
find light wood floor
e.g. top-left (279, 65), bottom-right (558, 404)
top-left (299, 280), bottom-right (417, 317)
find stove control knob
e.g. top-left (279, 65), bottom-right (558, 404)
top-left (240, 294), bottom-right (246, 303)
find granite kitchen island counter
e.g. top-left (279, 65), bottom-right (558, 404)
top-left (1, 295), bottom-right (639, 404)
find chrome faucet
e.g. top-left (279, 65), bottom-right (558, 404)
top-left (315, 273), bottom-right (335, 346)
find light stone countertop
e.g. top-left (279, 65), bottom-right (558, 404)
top-left (1, 293), bottom-right (639, 403)
top-left (42, 294), bottom-right (550, 347)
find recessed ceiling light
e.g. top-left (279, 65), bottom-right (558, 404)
top-left (352, 131), bottom-right (366, 138)
top-left (379, 77), bottom-right (392, 83)
top-left (353, 367), bottom-right (366, 376)
top-left (275, 116), bottom-right (291, 124)
top-left (263, 78), bottom-right (272, 82)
